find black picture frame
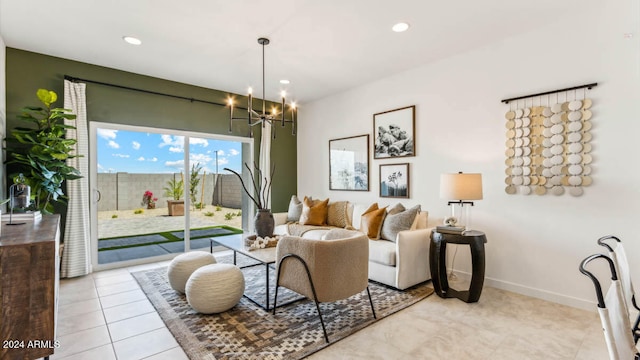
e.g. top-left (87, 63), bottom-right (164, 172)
top-left (329, 134), bottom-right (369, 191)
top-left (379, 163), bottom-right (410, 198)
top-left (373, 105), bottom-right (416, 159)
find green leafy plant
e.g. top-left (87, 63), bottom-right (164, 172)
top-left (236, 210), bottom-right (242, 216)
top-left (215, 205), bottom-right (222, 212)
top-left (111, 214), bottom-right (118, 219)
top-left (6, 89), bottom-right (82, 213)
top-left (164, 175), bottom-right (184, 200)
top-left (204, 211), bottom-right (214, 217)
top-left (189, 163), bottom-right (202, 207)
top-left (224, 212), bottom-right (235, 220)
top-left (134, 208), bottom-right (144, 214)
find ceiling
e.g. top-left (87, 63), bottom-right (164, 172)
top-left (0, 0), bottom-right (595, 104)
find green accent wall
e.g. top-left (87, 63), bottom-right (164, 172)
top-left (5, 48), bottom-right (297, 216)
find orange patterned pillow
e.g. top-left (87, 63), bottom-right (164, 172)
top-left (299, 197), bottom-right (329, 226)
top-left (360, 203), bottom-right (388, 239)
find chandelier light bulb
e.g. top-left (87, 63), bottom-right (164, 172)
top-left (227, 98), bottom-right (233, 106)
top-left (291, 102), bottom-right (296, 109)
top-left (248, 87), bottom-right (253, 94)
top-left (280, 91), bottom-right (286, 98)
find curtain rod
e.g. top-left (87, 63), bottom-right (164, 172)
top-left (64, 75), bottom-right (248, 110)
top-left (501, 82), bottom-right (598, 104)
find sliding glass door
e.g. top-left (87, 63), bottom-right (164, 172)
top-left (90, 122), bottom-right (252, 270)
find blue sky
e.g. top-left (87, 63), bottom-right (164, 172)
top-left (96, 128), bottom-right (243, 174)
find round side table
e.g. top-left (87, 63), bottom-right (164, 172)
top-left (429, 230), bottom-right (487, 303)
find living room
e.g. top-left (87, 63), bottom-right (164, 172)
top-left (1, 0), bottom-right (638, 359)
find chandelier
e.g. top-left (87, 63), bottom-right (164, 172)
top-left (228, 37), bottom-right (297, 138)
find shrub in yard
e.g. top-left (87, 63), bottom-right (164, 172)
top-left (111, 214), bottom-right (118, 219)
top-left (236, 210), bottom-right (242, 216)
top-left (134, 208), bottom-right (144, 214)
top-left (204, 211), bottom-right (214, 217)
top-left (216, 205), bottom-right (222, 212)
top-left (224, 212), bottom-right (234, 220)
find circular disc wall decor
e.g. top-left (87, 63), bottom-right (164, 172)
top-left (501, 84), bottom-right (596, 196)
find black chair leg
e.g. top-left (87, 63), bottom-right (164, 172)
top-left (274, 253), bottom-right (329, 343)
top-left (366, 286), bottom-right (376, 319)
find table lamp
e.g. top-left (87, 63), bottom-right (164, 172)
top-left (440, 172), bottom-right (483, 230)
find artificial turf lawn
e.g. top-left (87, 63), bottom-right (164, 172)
top-left (98, 225), bottom-right (242, 251)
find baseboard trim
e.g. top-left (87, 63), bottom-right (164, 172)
top-left (450, 270), bottom-right (596, 312)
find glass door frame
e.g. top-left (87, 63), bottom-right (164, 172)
top-left (89, 121), bottom-right (254, 271)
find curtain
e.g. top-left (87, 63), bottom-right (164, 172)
top-left (61, 80), bottom-right (91, 278)
top-left (259, 122), bottom-right (272, 209)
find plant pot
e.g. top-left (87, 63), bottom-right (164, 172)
top-left (167, 200), bottom-right (184, 216)
top-left (254, 209), bottom-right (274, 238)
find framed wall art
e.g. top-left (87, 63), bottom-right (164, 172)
top-left (379, 163), bottom-right (409, 198)
top-left (329, 134), bottom-right (369, 191)
top-left (373, 105), bottom-right (415, 159)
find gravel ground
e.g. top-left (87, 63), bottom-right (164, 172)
top-left (98, 205), bottom-right (242, 238)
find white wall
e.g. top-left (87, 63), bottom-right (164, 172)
top-left (298, 1), bottom-right (640, 310)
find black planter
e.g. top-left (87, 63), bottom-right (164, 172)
top-left (254, 209), bottom-right (274, 238)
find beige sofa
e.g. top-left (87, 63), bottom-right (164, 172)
top-left (273, 201), bottom-right (436, 290)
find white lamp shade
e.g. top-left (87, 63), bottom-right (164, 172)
top-left (440, 173), bottom-right (483, 200)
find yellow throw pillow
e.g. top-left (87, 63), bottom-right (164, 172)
top-left (360, 203), bottom-right (388, 239)
top-left (299, 197), bottom-right (329, 226)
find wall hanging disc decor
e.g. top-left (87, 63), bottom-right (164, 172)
top-left (502, 83), bottom-right (597, 197)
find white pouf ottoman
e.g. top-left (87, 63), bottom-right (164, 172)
top-left (167, 251), bottom-right (216, 293)
top-left (185, 263), bottom-right (245, 314)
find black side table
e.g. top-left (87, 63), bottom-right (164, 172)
top-left (429, 230), bottom-right (487, 303)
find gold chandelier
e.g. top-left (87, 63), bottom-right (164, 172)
top-left (228, 37), bottom-right (297, 138)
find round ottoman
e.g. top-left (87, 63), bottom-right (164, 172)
top-left (185, 263), bottom-right (245, 314)
top-left (167, 251), bottom-right (216, 293)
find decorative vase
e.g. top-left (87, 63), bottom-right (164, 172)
top-left (254, 209), bottom-right (274, 238)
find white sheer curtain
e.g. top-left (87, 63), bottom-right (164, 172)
top-left (259, 122), bottom-right (272, 209)
top-left (61, 80), bottom-right (91, 278)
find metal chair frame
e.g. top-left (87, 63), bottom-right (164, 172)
top-left (598, 235), bottom-right (640, 343)
top-left (273, 253), bottom-right (377, 343)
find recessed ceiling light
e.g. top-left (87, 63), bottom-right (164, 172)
top-left (392, 22), bottom-right (410, 33)
top-left (123, 36), bottom-right (142, 45)
top-left (280, 79), bottom-right (290, 84)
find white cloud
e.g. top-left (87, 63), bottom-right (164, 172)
top-left (97, 129), bottom-right (117, 140)
top-left (107, 140), bottom-right (120, 149)
top-left (149, 157), bottom-right (158, 162)
top-left (112, 153), bottom-right (130, 158)
top-left (229, 149), bottom-right (240, 156)
top-left (137, 156), bottom-right (145, 161)
top-left (190, 138), bottom-right (209, 147)
top-left (159, 135), bottom-right (184, 147)
top-left (217, 158), bottom-right (229, 166)
top-left (169, 146), bottom-right (183, 153)
top-left (132, 141), bottom-right (141, 150)
top-left (190, 153), bottom-right (212, 164)
top-left (97, 163), bottom-right (105, 171)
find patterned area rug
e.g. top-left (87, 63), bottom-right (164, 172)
top-left (132, 254), bottom-right (433, 360)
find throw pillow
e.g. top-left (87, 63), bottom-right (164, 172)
top-left (360, 203), bottom-right (388, 239)
top-left (299, 197), bottom-right (329, 226)
top-left (387, 203), bottom-right (405, 216)
top-left (327, 201), bottom-right (349, 228)
top-left (286, 195), bottom-right (303, 222)
top-left (380, 204), bottom-right (421, 242)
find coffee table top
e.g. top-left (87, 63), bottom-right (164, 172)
top-left (213, 235), bottom-right (276, 264)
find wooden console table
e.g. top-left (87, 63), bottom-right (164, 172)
top-left (0, 215), bottom-right (61, 360)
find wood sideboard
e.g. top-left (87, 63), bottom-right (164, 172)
top-left (0, 215), bottom-right (60, 360)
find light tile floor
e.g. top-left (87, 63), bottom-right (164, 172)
top-left (52, 259), bottom-right (609, 360)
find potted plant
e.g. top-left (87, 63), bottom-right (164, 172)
top-left (6, 89), bottom-right (82, 214)
top-left (225, 162), bottom-right (274, 237)
top-left (164, 175), bottom-right (184, 216)
top-left (141, 190), bottom-right (157, 209)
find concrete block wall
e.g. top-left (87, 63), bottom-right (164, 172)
top-left (97, 173), bottom-right (242, 211)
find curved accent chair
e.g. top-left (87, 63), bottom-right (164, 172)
top-left (272, 229), bottom-right (376, 343)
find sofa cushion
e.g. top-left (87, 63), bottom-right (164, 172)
top-left (368, 239), bottom-right (396, 266)
top-left (327, 201), bottom-right (349, 228)
top-left (321, 228), bottom-right (362, 240)
top-left (299, 197), bottom-right (329, 226)
top-left (381, 204), bottom-right (421, 241)
top-left (351, 203), bottom-right (370, 229)
top-left (360, 203), bottom-right (387, 239)
top-left (286, 195), bottom-right (303, 222)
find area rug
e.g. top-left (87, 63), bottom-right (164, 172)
top-left (132, 254), bottom-right (433, 360)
